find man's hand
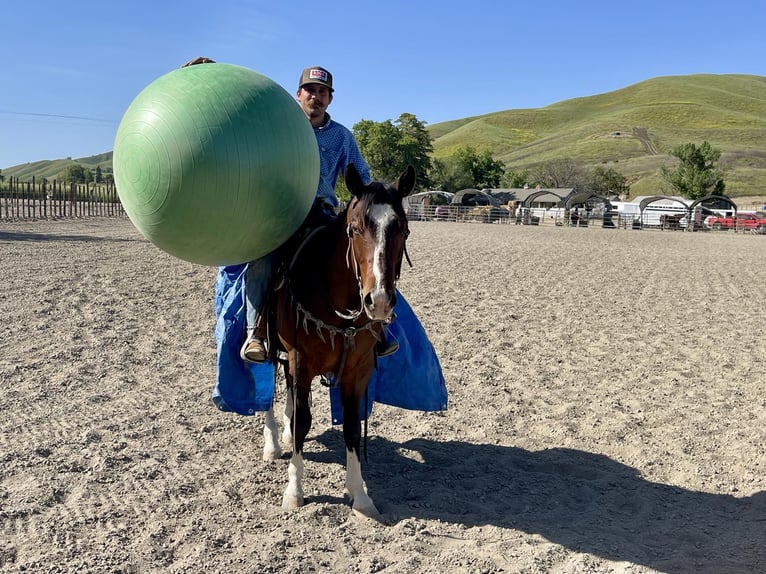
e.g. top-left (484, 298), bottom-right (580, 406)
top-left (181, 56), bottom-right (216, 68)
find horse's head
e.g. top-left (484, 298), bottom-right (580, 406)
top-left (343, 164), bottom-right (415, 321)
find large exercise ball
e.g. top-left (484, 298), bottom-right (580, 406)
top-left (113, 63), bottom-right (319, 266)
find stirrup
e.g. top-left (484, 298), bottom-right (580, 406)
top-left (375, 338), bottom-right (399, 358)
top-left (240, 337), bottom-right (267, 364)
top-left (319, 374), bottom-right (337, 388)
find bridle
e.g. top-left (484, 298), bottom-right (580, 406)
top-left (336, 222), bottom-right (365, 321)
top-left (341, 221), bottom-right (413, 319)
top-left (338, 213), bottom-right (412, 321)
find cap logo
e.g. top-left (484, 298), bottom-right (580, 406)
top-left (309, 69), bottom-right (328, 82)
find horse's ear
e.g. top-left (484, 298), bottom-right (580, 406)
top-left (397, 165), bottom-right (416, 198)
top-left (344, 164), bottom-right (365, 198)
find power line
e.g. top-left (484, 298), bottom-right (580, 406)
top-left (0, 110), bottom-right (118, 124)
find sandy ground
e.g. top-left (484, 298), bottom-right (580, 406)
top-left (1, 217), bottom-right (765, 574)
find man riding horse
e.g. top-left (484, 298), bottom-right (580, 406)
top-left (239, 66), bottom-right (397, 364)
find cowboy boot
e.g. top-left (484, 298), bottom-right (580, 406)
top-left (375, 327), bottom-right (399, 358)
top-left (240, 315), bottom-right (268, 364)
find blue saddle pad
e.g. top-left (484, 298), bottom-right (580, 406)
top-left (212, 265), bottom-right (275, 413)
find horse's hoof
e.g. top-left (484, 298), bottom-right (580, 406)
top-left (350, 494), bottom-right (380, 519)
top-left (351, 504), bottom-right (382, 522)
top-left (262, 446), bottom-right (282, 461)
top-left (281, 493), bottom-right (304, 509)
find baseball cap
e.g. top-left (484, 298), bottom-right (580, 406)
top-left (299, 66), bottom-right (333, 92)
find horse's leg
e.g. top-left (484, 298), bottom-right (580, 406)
top-left (262, 405), bottom-right (282, 461)
top-left (345, 447), bottom-right (379, 518)
top-left (282, 363), bottom-right (312, 510)
top-left (277, 361), bottom-right (293, 445)
top-left (282, 383), bottom-right (294, 445)
top-left (342, 386), bottom-right (380, 518)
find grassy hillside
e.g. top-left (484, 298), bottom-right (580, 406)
top-left (429, 74), bottom-right (766, 198)
top-left (3, 152), bottom-right (113, 181)
top-left (5, 74), bottom-right (766, 199)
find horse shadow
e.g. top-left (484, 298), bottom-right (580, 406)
top-left (310, 430), bottom-right (765, 574)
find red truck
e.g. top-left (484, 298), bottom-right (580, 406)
top-left (705, 212), bottom-right (766, 233)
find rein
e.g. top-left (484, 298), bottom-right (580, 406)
top-left (339, 223), bottom-right (364, 321)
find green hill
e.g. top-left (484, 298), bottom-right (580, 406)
top-left (3, 152), bottom-right (113, 181)
top-left (5, 74), bottom-right (766, 198)
top-left (430, 74), bottom-right (766, 197)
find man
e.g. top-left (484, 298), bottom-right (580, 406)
top-left (198, 63), bottom-right (444, 419)
top-left (239, 66), bottom-right (397, 362)
top-left (182, 59), bottom-right (397, 363)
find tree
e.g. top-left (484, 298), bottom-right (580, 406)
top-left (392, 113), bottom-right (433, 190)
top-left (61, 163), bottom-right (89, 183)
top-left (427, 147), bottom-right (506, 192)
top-left (590, 166), bottom-right (628, 196)
top-left (529, 158), bottom-right (590, 189)
top-left (661, 141), bottom-right (725, 199)
top-left (501, 168), bottom-right (530, 188)
top-left (95, 165), bottom-right (103, 183)
top-left (454, 146), bottom-right (505, 188)
top-left (429, 157), bottom-right (474, 192)
top-left (352, 113), bottom-right (433, 190)
top-left (470, 149), bottom-right (505, 189)
top-left (353, 119), bottom-right (400, 180)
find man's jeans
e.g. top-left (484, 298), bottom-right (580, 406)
top-left (244, 251), bottom-right (276, 333)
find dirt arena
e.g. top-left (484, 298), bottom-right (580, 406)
top-left (1, 217), bottom-right (764, 573)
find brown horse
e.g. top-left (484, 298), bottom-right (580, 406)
top-left (261, 163), bottom-right (415, 518)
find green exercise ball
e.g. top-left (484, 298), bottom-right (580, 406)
top-left (113, 63), bottom-right (319, 266)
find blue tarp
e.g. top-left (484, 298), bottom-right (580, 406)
top-left (212, 264), bottom-right (448, 422)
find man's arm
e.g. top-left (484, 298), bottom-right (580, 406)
top-left (346, 136), bottom-right (372, 185)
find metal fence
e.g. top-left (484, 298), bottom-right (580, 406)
top-left (0, 177), bottom-right (126, 221)
top-left (408, 204), bottom-right (613, 226)
top-left (2, 177), bottom-right (763, 235)
top-left (407, 203), bottom-right (766, 233)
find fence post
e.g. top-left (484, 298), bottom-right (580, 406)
top-left (68, 181), bottom-right (74, 217)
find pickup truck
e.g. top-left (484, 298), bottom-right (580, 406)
top-left (705, 212), bottom-right (766, 232)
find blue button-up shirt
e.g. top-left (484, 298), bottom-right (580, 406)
top-left (314, 116), bottom-right (371, 207)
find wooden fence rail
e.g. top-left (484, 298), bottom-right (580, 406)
top-left (0, 177), bottom-right (126, 221)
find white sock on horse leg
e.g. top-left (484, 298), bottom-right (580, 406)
top-left (282, 393), bottom-right (294, 444)
top-left (282, 452), bottom-right (305, 509)
top-left (345, 448), bottom-right (379, 517)
top-left (262, 407), bottom-right (282, 461)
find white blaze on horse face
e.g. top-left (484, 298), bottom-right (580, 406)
top-left (368, 203), bottom-right (397, 317)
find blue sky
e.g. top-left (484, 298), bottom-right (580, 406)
top-left (2, 0), bottom-right (764, 169)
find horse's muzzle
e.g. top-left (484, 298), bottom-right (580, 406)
top-left (363, 289), bottom-right (397, 321)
